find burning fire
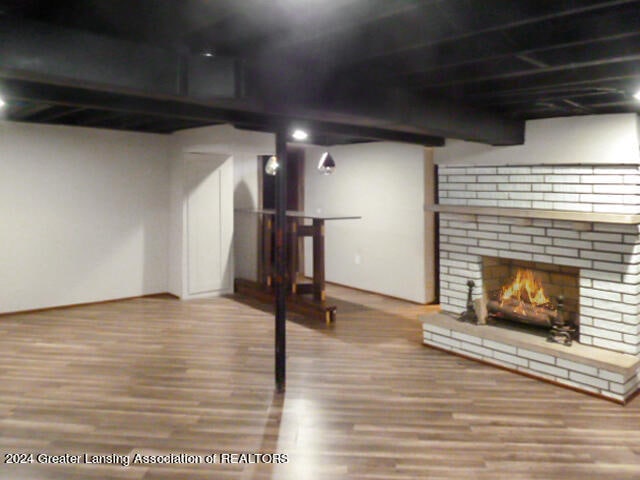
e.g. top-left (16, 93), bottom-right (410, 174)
top-left (500, 269), bottom-right (551, 311)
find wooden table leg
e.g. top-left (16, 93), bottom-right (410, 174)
top-left (288, 219), bottom-right (299, 293)
top-left (262, 215), bottom-right (273, 287)
top-left (312, 218), bottom-right (325, 302)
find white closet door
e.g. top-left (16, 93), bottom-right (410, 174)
top-left (185, 153), bottom-right (232, 295)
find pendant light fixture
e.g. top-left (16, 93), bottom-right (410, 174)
top-left (265, 155), bottom-right (279, 176)
top-left (317, 151), bottom-right (335, 175)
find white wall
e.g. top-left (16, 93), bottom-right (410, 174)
top-left (303, 142), bottom-right (434, 304)
top-left (168, 125), bottom-right (274, 296)
top-left (436, 114), bottom-right (640, 166)
top-left (0, 121), bottom-right (170, 313)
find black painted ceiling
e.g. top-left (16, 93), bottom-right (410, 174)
top-left (0, 0), bottom-right (639, 145)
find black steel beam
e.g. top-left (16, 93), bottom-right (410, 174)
top-left (274, 131), bottom-right (288, 393)
top-left (1, 79), bottom-right (451, 145)
top-left (0, 16), bottom-right (523, 144)
top-left (27, 106), bottom-right (85, 122)
top-left (0, 17), bottom-right (239, 100)
top-left (7, 102), bottom-right (52, 120)
top-left (254, 61), bottom-right (523, 144)
top-left (0, 77), bottom-right (264, 123)
top-left (239, 117), bottom-right (446, 146)
top-left (78, 110), bottom-right (130, 127)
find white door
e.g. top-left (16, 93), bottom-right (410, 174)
top-left (184, 153), bottom-right (233, 296)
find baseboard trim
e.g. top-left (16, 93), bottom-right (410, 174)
top-left (303, 276), bottom-right (431, 306)
top-left (0, 292), bottom-right (178, 317)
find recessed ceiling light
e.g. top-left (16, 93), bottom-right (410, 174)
top-left (201, 51), bottom-right (215, 58)
top-left (634, 90), bottom-right (640, 102)
top-left (292, 129), bottom-right (308, 141)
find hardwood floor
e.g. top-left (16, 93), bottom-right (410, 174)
top-left (0, 286), bottom-right (639, 479)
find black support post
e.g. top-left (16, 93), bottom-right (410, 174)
top-left (274, 131), bottom-right (288, 393)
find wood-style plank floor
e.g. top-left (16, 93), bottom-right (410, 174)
top-left (0, 285), bottom-right (639, 480)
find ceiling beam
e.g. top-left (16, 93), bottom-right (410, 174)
top-left (26, 106), bottom-right (85, 122)
top-left (5, 101), bottom-right (52, 120)
top-left (235, 118), bottom-right (446, 146)
top-left (75, 110), bottom-right (130, 127)
top-left (0, 16), bottom-right (523, 145)
top-left (250, 52), bottom-right (523, 145)
top-left (0, 78), bottom-right (447, 146)
top-left (0, 17), bottom-right (240, 100)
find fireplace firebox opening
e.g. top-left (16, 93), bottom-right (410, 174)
top-left (481, 257), bottom-right (579, 342)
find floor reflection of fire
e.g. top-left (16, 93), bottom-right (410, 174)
top-left (487, 269), bottom-right (558, 327)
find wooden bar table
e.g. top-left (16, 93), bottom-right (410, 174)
top-left (235, 209), bottom-right (361, 323)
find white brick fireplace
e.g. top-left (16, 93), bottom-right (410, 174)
top-left (421, 114), bottom-right (640, 403)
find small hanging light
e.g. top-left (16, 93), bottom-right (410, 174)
top-left (317, 151), bottom-right (335, 175)
top-left (265, 155), bottom-right (279, 176)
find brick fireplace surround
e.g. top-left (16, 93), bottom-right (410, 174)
top-left (422, 163), bottom-right (640, 403)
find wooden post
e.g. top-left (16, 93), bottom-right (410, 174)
top-left (312, 218), bottom-right (326, 302)
top-left (262, 216), bottom-right (273, 287)
top-left (274, 131), bottom-right (287, 393)
top-left (289, 220), bottom-right (298, 293)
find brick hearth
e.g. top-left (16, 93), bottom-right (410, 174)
top-left (422, 313), bottom-right (639, 403)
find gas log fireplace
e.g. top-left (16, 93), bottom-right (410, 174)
top-left (482, 258), bottom-right (579, 344)
top-left (422, 162), bottom-right (640, 403)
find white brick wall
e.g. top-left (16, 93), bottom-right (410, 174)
top-left (439, 165), bottom-right (640, 214)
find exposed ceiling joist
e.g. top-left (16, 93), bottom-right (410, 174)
top-left (435, 62), bottom-right (640, 99)
top-left (0, 1), bottom-right (637, 140)
top-left (380, 12), bottom-right (640, 80)
top-left (0, 16), bottom-right (522, 145)
top-left (339, 0), bottom-right (638, 68)
top-left (414, 54), bottom-right (640, 90)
